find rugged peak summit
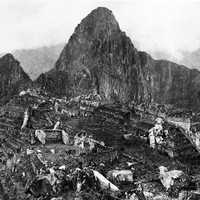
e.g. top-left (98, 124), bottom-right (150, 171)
top-left (1, 53), bottom-right (15, 61)
top-left (84, 7), bottom-right (116, 22)
top-left (40, 7), bottom-right (140, 101)
top-left (74, 7), bottom-right (120, 37)
top-left (0, 54), bottom-right (22, 75)
top-left (0, 54), bottom-right (31, 104)
top-left (91, 6), bottom-right (113, 15)
top-left (0, 53), bottom-right (19, 67)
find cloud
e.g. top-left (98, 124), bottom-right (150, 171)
top-left (0, 0), bottom-right (200, 61)
top-left (0, 0), bottom-right (46, 22)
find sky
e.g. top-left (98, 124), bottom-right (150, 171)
top-left (1, 0), bottom-right (200, 61)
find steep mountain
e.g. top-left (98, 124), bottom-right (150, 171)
top-left (139, 52), bottom-right (200, 109)
top-left (0, 54), bottom-right (32, 104)
top-left (36, 7), bottom-right (200, 110)
top-left (13, 43), bottom-right (64, 80)
top-left (36, 7), bottom-right (144, 102)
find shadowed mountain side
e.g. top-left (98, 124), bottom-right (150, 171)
top-left (35, 7), bottom-right (200, 110)
top-left (0, 54), bottom-right (32, 104)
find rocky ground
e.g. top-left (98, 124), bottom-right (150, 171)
top-left (0, 90), bottom-right (200, 200)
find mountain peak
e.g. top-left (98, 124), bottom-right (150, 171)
top-left (37, 7), bottom-right (200, 110)
top-left (0, 53), bottom-right (31, 104)
top-left (1, 53), bottom-right (16, 62)
top-left (40, 7), bottom-right (138, 100)
top-left (90, 7), bottom-right (114, 18)
top-left (0, 53), bottom-right (20, 71)
top-left (74, 7), bottom-right (120, 36)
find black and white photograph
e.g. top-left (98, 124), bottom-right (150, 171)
top-left (0, 0), bottom-right (200, 199)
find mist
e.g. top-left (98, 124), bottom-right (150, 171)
top-left (1, 0), bottom-right (200, 62)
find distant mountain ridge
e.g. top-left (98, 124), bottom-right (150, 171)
top-left (180, 49), bottom-right (200, 69)
top-left (151, 49), bottom-right (200, 71)
top-left (13, 43), bottom-right (64, 80)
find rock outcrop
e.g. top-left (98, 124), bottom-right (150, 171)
top-left (139, 52), bottom-right (200, 109)
top-left (36, 7), bottom-right (200, 110)
top-left (0, 54), bottom-right (32, 104)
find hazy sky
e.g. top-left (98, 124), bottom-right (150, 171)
top-left (1, 0), bottom-right (200, 60)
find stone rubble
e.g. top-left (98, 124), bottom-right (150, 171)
top-left (0, 89), bottom-right (199, 200)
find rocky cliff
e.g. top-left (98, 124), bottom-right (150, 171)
top-left (139, 51), bottom-right (200, 109)
top-left (36, 7), bottom-right (200, 110)
top-left (36, 7), bottom-right (144, 103)
top-left (0, 54), bottom-right (32, 104)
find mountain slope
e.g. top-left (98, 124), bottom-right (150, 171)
top-left (0, 54), bottom-right (32, 104)
top-left (36, 7), bottom-right (200, 110)
top-left (36, 7), bottom-right (144, 102)
top-left (139, 52), bottom-right (200, 108)
top-left (13, 43), bottom-right (64, 80)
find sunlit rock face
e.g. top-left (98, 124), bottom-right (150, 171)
top-left (0, 53), bottom-right (31, 104)
top-left (36, 7), bottom-right (200, 110)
